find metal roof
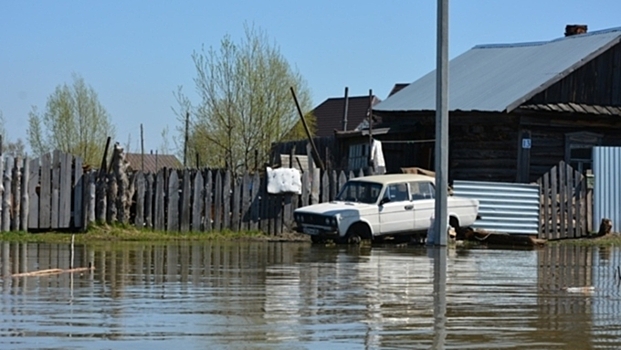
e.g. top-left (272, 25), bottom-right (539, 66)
top-left (373, 27), bottom-right (621, 113)
top-left (125, 153), bottom-right (183, 173)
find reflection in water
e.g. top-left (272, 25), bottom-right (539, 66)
top-left (1, 241), bottom-right (621, 349)
top-left (431, 248), bottom-right (446, 350)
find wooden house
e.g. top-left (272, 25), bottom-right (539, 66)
top-left (312, 95), bottom-right (381, 137)
top-left (372, 25), bottom-right (621, 182)
top-left (272, 94), bottom-right (382, 171)
top-left (125, 153), bottom-right (183, 173)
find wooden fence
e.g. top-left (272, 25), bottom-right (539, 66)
top-left (0, 150), bottom-right (366, 234)
top-left (538, 160), bottom-right (592, 240)
top-left (92, 166), bottom-right (366, 235)
top-left (0, 151), bottom-right (84, 232)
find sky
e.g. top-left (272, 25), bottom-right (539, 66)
top-left (1, 0), bottom-right (620, 156)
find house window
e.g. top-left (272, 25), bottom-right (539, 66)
top-left (348, 143), bottom-right (369, 170)
top-left (565, 132), bottom-right (602, 173)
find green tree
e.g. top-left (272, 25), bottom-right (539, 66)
top-left (27, 74), bottom-right (115, 166)
top-left (176, 24), bottom-right (314, 171)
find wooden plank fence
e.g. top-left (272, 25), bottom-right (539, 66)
top-left (0, 149), bottom-right (367, 234)
top-left (0, 151), bottom-right (84, 232)
top-left (538, 160), bottom-right (592, 240)
top-left (96, 166), bottom-right (362, 235)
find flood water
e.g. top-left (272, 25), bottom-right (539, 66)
top-left (1, 240), bottom-right (621, 350)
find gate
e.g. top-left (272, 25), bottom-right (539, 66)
top-left (537, 160), bottom-right (590, 240)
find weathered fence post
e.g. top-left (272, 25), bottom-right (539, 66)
top-left (73, 156), bottom-right (83, 230)
top-left (20, 158), bottom-right (29, 231)
top-left (301, 171), bottom-right (310, 207)
top-left (214, 171), bottom-right (222, 231)
top-left (154, 169), bottom-right (165, 231)
top-left (51, 150), bottom-right (61, 229)
top-left (232, 175), bottom-right (241, 232)
top-left (0, 156), bottom-right (3, 231)
top-left (40, 153), bottom-right (52, 229)
top-left (1, 157), bottom-right (10, 231)
top-left (250, 172), bottom-right (260, 231)
top-left (111, 144), bottom-right (131, 224)
top-left (86, 171), bottom-right (96, 225)
top-left (311, 168), bottom-right (320, 205)
top-left (96, 174), bottom-right (107, 223)
top-left (241, 173), bottom-right (251, 231)
top-left (28, 158), bottom-right (39, 230)
top-left (145, 173), bottom-right (153, 229)
top-left (331, 169), bottom-right (338, 200)
top-left (321, 170), bottom-right (329, 203)
top-left (106, 173), bottom-right (118, 223)
top-left (192, 170), bottom-right (204, 232)
top-left (259, 173), bottom-right (268, 233)
top-left (338, 171), bottom-right (347, 192)
top-left (11, 157), bottom-right (21, 231)
top-left (167, 170), bottom-right (180, 232)
top-left (180, 170), bottom-right (191, 232)
top-left (135, 171), bottom-right (145, 229)
top-left (283, 192), bottom-right (293, 233)
top-left (59, 152), bottom-right (72, 228)
top-left (204, 170), bottom-right (213, 232)
top-left (223, 170), bottom-right (231, 230)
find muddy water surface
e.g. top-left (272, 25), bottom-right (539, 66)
top-left (1, 241), bottom-right (620, 349)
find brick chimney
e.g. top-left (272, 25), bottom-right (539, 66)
top-left (565, 24), bottom-right (588, 37)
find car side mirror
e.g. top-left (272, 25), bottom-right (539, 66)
top-left (379, 197), bottom-right (390, 206)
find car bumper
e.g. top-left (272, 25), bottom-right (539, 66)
top-left (295, 225), bottom-right (340, 239)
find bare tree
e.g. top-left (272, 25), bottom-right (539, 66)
top-left (175, 23), bottom-right (315, 172)
top-left (27, 74), bottom-right (115, 166)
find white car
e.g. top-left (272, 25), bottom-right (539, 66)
top-left (294, 174), bottom-right (479, 244)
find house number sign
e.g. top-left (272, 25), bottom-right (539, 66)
top-left (522, 138), bottom-right (532, 149)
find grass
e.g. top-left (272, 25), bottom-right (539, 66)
top-left (0, 223), bottom-right (306, 244)
top-left (550, 233), bottom-right (621, 247)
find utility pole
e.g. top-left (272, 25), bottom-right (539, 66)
top-left (431, 0), bottom-right (449, 246)
top-left (342, 87), bottom-right (349, 131)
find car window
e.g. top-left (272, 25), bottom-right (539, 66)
top-left (336, 181), bottom-right (382, 204)
top-left (383, 183), bottom-right (409, 203)
top-left (410, 181), bottom-right (435, 200)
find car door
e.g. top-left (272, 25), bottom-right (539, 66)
top-left (378, 182), bottom-right (414, 234)
top-left (410, 181), bottom-right (436, 231)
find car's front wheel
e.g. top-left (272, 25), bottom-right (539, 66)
top-left (337, 223), bottom-right (371, 245)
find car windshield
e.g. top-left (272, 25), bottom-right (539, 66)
top-left (335, 181), bottom-right (383, 204)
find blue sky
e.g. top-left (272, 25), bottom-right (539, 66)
top-left (1, 0), bottom-right (620, 155)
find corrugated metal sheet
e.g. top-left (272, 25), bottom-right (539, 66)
top-left (373, 27), bottom-right (621, 113)
top-left (593, 147), bottom-right (621, 233)
top-left (453, 180), bottom-right (540, 235)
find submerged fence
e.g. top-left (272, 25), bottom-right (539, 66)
top-left (0, 150), bottom-right (366, 234)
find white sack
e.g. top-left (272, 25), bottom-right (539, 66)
top-left (266, 167), bottom-right (302, 194)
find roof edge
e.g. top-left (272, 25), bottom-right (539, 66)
top-left (505, 35), bottom-right (621, 112)
top-left (474, 26), bottom-right (621, 50)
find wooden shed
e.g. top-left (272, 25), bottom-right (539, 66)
top-left (372, 25), bottom-right (621, 183)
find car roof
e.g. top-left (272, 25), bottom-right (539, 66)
top-left (349, 173), bottom-right (435, 185)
